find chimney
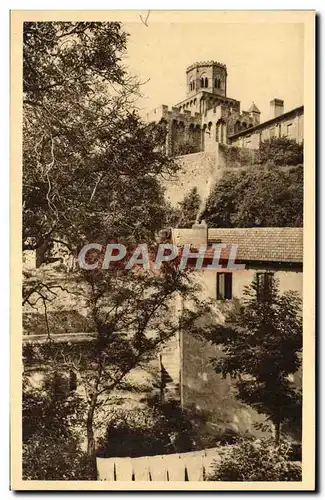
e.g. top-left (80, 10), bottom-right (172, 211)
top-left (171, 220), bottom-right (208, 247)
top-left (270, 98), bottom-right (284, 118)
top-left (190, 220), bottom-right (208, 246)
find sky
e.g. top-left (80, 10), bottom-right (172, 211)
top-left (121, 19), bottom-right (304, 123)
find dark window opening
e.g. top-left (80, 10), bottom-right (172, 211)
top-left (204, 77), bottom-right (209, 88)
top-left (216, 272), bottom-right (232, 300)
top-left (256, 272), bottom-right (274, 300)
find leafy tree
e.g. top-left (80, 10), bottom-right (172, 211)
top-left (259, 137), bottom-right (303, 166)
top-left (22, 21), bottom-right (208, 474)
top-left (24, 263), bottom-right (208, 463)
top-left (23, 21), bottom-right (175, 254)
top-left (210, 275), bottom-right (302, 443)
top-left (202, 166), bottom-right (303, 227)
top-left (177, 187), bottom-right (201, 228)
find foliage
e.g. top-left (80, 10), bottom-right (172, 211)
top-left (176, 187), bottom-right (201, 228)
top-left (210, 275), bottom-right (302, 442)
top-left (23, 309), bottom-right (95, 336)
top-left (220, 144), bottom-right (257, 167)
top-left (207, 438), bottom-right (302, 481)
top-left (23, 22), bottom-right (176, 253)
top-left (174, 141), bottom-right (199, 156)
top-left (259, 137), bottom-right (303, 166)
top-left (22, 373), bottom-right (94, 480)
top-left (22, 21), bottom-right (210, 463)
top-left (98, 399), bottom-right (195, 458)
top-left (202, 166), bottom-right (303, 227)
top-left (24, 263), bottom-right (210, 456)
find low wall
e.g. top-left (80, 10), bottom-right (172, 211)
top-left (97, 447), bottom-right (222, 481)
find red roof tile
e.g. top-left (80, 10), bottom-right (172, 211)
top-left (173, 227), bottom-right (303, 263)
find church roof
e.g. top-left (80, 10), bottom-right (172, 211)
top-left (248, 102), bottom-right (261, 113)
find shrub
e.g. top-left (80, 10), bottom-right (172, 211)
top-left (97, 400), bottom-right (195, 458)
top-left (23, 435), bottom-right (94, 480)
top-left (23, 309), bottom-right (95, 336)
top-left (22, 373), bottom-right (94, 480)
top-left (207, 438), bottom-right (302, 481)
top-left (259, 137), bottom-right (303, 166)
top-left (175, 141), bottom-right (199, 156)
top-left (220, 145), bottom-right (257, 167)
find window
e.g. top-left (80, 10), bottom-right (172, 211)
top-left (256, 272), bottom-right (274, 299)
top-left (200, 77), bottom-right (204, 88)
top-left (215, 78), bottom-right (221, 89)
top-left (204, 77), bottom-right (209, 88)
top-left (287, 123), bottom-right (293, 137)
top-left (216, 272), bottom-right (232, 300)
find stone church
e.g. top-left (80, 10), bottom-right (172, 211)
top-left (146, 60), bottom-right (303, 156)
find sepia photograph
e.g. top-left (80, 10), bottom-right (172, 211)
top-left (10, 10), bottom-right (315, 490)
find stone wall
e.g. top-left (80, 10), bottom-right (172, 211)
top-left (164, 151), bottom-right (224, 207)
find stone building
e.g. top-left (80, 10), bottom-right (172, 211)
top-left (146, 60), bottom-right (304, 155)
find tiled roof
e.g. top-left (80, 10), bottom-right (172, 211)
top-left (173, 227), bottom-right (303, 263)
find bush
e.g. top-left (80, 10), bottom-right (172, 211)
top-left (259, 137), bottom-right (303, 166)
top-left (23, 373), bottom-right (94, 480)
top-left (23, 435), bottom-right (94, 480)
top-left (23, 309), bottom-right (95, 336)
top-left (220, 144), bottom-right (257, 167)
top-left (97, 400), bottom-right (195, 458)
top-left (175, 141), bottom-right (199, 156)
top-left (207, 438), bottom-right (302, 481)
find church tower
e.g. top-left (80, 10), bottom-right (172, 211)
top-left (186, 61), bottom-right (227, 98)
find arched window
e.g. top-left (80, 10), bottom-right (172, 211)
top-left (200, 77), bottom-right (204, 88)
top-left (205, 77), bottom-right (208, 88)
top-left (215, 78), bottom-right (221, 89)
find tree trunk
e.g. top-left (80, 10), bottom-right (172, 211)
top-left (87, 396), bottom-right (97, 457)
top-left (86, 396), bottom-right (98, 479)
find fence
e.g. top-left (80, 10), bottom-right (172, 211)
top-left (97, 447), bottom-right (221, 481)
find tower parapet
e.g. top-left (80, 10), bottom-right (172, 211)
top-left (186, 61), bottom-right (227, 98)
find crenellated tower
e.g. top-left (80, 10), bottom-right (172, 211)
top-left (186, 61), bottom-right (227, 98)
